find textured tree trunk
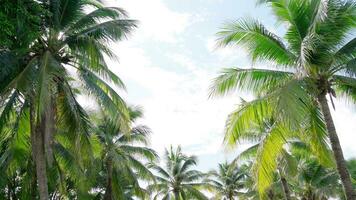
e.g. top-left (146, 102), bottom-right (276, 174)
top-left (11, 176), bottom-right (17, 200)
top-left (280, 176), bottom-right (292, 200)
top-left (7, 184), bottom-right (11, 200)
top-left (104, 158), bottom-right (113, 200)
top-left (318, 94), bottom-right (356, 200)
top-left (174, 191), bottom-right (180, 200)
top-left (31, 164), bottom-right (37, 199)
top-left (228, 194), bottom-right (234, 200)
top-left (278, 168), bottom-right (292, 200)
top-left (30, 103), bottom-right (49, 200)
top-left (267, 190), bottom-right (275, 200)
top-left (44, 100), bottom-right (55, 167)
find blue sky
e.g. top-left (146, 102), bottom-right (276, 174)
top-left (100, 0), bottom-right (356, 171)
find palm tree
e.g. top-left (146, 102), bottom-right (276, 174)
top-left (210, 0), bottom-right (356, 199)
top-left (215, 100), bottom-right (333, 197)
top-left (93, 107), bottom-right (157, 200)
top-left (205, 162), bottom-right (246, 200)
top-left (293, 159), bottom-right (342, 200)
top-left (0, 1), bottom-right (137, 199)
top-left (148, 146), bottom-right (208, 200)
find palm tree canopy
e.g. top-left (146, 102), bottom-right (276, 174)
top-left (148, 146), bottom-right (208, 200)
top-left (205, 161), bottom-right (246, 199)
top-left (210, 0), bottom-right (356, 197)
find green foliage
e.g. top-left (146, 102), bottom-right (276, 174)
top-left (0, 0), bottom-right (137, 199)
top-left (148, 146), bottom-right (208, 200)
top-left (205, 161), bottom-right (247, 199)
top-left (0, 0), bottom-right (43, 50)
top-left (211, 0), bottom-right (356, 198)
top-left (347, 159), bottom-right (356, 189)
top-left (91, 107), bottom-right (158, 199)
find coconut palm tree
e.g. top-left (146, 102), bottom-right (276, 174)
top-left (236, 131), bottom-right (341, 200)
top-left (148, 146), bottom-right (208, 200)
top-left (93, 107), bottom-right (157, 200)
top-left (205, 162), bottom-right (246, 200)
top-left (210, 0), bottom-right (356, 198)
top-left (0, 0), bottom-right (137, 199)
top-left (215, 99), bottom-right (333, 197)
top-left (293, 159), bottom-right (342, 200)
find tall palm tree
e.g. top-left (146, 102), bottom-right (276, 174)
top-left (93, 107), bottom-right (157, 200)
top-left (0, 1), bottom-right (137, 199)
top-left (210, 0), bottom-right (356, 199)
top-left (205, 162), bottom-right (246, 200)
top-left (148, 146), bottom-right (208, 200)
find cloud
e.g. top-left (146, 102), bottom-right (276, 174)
top-left (331, 100), bottom-right (356, 158)
top-left (103, 0), bottom-right (192, 43)
top-left (206, 37), bottom-right (249, 65)
top-left (106, 43), bottom-right (241, 155)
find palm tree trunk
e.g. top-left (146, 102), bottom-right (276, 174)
top-left (30, 103), bottom-right (49, 200)
top-left (31, 165), bottom-right (37, 200)
top-left (278, 168), bottom-right (292, 200)
top-left (7, 184), bottom-right (11, 200)
top-left (104, 158), bottom-right (113, 200)
top-left (228, 194), bottom-right (234, 200)
top-left (174, 191), bottom-right (180, 200)
top-left (318, 94), bottom-right (356, 200)
top-left (11, 176), bottom-right (17, 200)
top-left (280, 176), bottom-right (292, 200)
top-left (267, 190), bottom-right (275, 200)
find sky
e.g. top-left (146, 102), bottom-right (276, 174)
top-left (99, 0), bottom-right (356, 171)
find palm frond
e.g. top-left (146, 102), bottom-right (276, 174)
top-left (210, 68), bottom-right (293, 97)
top-left (217, 19), bottom-right (295, 66)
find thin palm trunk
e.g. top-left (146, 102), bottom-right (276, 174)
top-left (278, 168), bottom-right (292, 200)
top-left (7, 184), bottom-right (11, 200)
top-left (228, 193), bottom-right (234, 200)
top-left (30, 102), bottom-right (49, 200)
top-left (10, 176), bottom-right (17, 200)
top-left (104, 158), bottom-right (113, 200)
top-left (267, 190), bottom-right (275, 200)
top-left (280, 175), bottom-right (292, 200)
top-left (318, 94), bottom-right (356, 200)
top-left (174, 191), bottom-right (180, 200)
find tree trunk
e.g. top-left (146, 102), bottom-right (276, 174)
top-left (11, 176), bottom-right (17, 200)
top-left (228, 194), bottom-right (234, 200)
top-left (30, 103), bottom-right (49, 200)
top-left (278, 168), bottom-right (292, 200)
top-left (31, 163), bottom-right (37, 200)
top-left (104, 158), bottom-right (113, 200)
top-left (267, 190), bottom-right (275, 200)
top-left (174, 191), bottom-right (180, 200)
top-left (318, 94), bottom-right (356, 200)
top-left (44, 100), bottom-right (55, 168)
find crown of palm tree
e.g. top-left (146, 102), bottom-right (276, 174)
top-left (205, 162), bottom-right (246, 200)
top-left (148, 146), bottom-right (208, 200)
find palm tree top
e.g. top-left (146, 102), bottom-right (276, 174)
top-left (148, 146), bottom-right (208, 200)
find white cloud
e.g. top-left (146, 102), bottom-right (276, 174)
top-left (331, 100), bottom-right (356, 158)
top-left (106, 42), bottom-right (241, 155)
top-left (103, 0), bottom-right (192, 43)
top-left (206, 37), bottom-right (249, 64)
